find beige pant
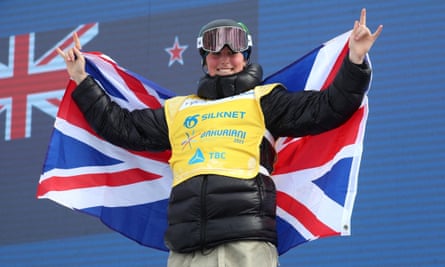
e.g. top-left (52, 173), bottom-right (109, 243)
top-left (167, 240), bottom-right (278, 267)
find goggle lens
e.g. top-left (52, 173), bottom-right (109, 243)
top-left (198, 26), bottom-right (251, 53)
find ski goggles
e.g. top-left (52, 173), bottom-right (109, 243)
top-left (197, 26), bottom-right (252, 53)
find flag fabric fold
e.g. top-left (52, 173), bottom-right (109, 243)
top-left (37, 30), bottom-right (370, 255)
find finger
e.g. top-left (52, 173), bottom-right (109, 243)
top-left (56, 47), bottom-right (66, 59)
top-left (353, 20), bottom-right (359, 31)
top-left (67, 48), bottom-right (76, 61)
top-left (73, 46), bottom-right (82, 59)
top-left (360, 8), bottom-right (366, 26)
top-left (351, 20), bottom-right (359, 36)
top-left (354, 28), bottom-right (367, 41)
top-left (74, 32), bottom-right (82, 50)
top-left (372, 25), bottom-right (383, 40)
top-left (352, 21), bottom-right (366, 40)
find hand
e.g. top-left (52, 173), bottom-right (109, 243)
top-left (56, 33), bottom-right (88, 84)
top-left (348, 8), bottom-right (383, 64)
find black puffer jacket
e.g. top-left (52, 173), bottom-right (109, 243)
top-left (72, 57), bottom-right (371, 253)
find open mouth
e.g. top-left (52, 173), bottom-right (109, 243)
top-left (217, 68), bottom-right (234, 75)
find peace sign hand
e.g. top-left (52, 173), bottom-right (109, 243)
top-left (56, 33), bottom-right (88, 85)
top-left (348, 8), bottom-right (383, 64)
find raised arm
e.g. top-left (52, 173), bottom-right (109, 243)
top-left (56, 33), bottom-right (170, 151)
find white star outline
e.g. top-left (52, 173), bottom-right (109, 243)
top-left (164, 36), bottom-right (188, 67)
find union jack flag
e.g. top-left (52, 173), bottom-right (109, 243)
top-left (264, 31), bottom-right (370, 254)
top-left (37, 30), bottom-right (370, 255)
top-left (0, 23), bottom-right (98, 141)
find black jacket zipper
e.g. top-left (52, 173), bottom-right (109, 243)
top-left (200, 175), bottom-right (208, 250)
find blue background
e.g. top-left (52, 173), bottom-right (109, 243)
top-left (0, 0), bottom-right (444, 266)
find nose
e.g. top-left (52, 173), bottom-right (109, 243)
top-left (219, 47), bottom-right (231, 63)
top-left (220, 54), bottom-right (230, 64)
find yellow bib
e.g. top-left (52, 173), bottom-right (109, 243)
top-left (165, 84), bottom-right (278, 186)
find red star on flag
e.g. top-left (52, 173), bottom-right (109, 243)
top-left (165, 36), bottom-right (188, 67)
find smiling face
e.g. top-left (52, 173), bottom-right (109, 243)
top-left (205, 46), bottom-right (247, 77)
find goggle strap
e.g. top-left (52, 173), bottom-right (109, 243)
top-left (197, 36), bottom-right (203, 49)
top-left (247, 34), bottom-right (252, 47)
